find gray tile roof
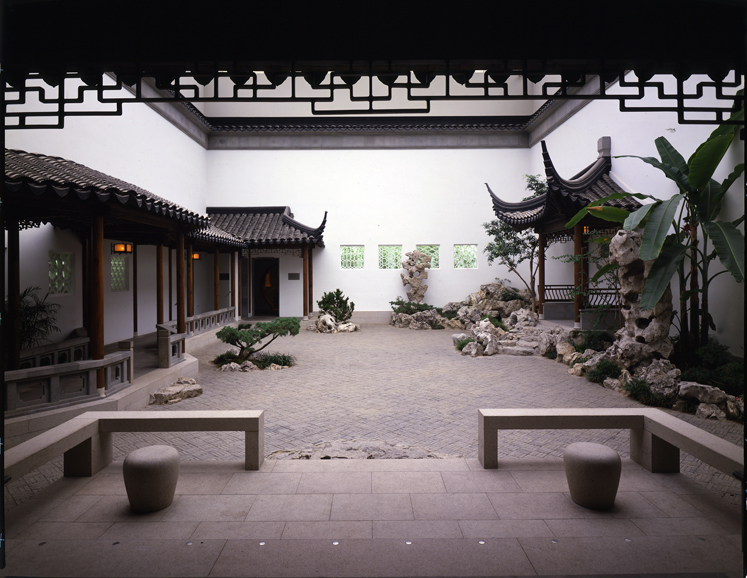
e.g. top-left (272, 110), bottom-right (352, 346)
top-left (207, 207), bottom-right (327, 247)
top-left (4, 148), bottom-right (209, 227)
top-left (487, 139), bottom-right (641, 229)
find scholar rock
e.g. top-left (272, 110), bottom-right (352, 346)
top-left (219, 362), bottom-right (242, 372)
top-left (311, 313), bottom-right (359, 333)
top-left (461, 341), bottom-right (484, 357)
top-left (608, 229), bottom-right (674, 370)
top-left (555, 333), bottom-right (577, 364)
top-left (452, 333), bottom-right (470, 347)
top-left (507, 308), bottom-right (538, 329)
top-left (568, 363), bottom-right (585, 376)
top-left (401, 249), bottom-right (432, 303)
top-left (602, 377), bottom-right (619, 391)
top-left (635, 359), bottom-right (680, 399)
top-left (678, 381), bottom-right (727, 405)
top-left (696, 403), bottom-right (727, 421)
top-left (537, 332), bottom-right (557, 356)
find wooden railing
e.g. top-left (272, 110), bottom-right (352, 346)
top-left (543, 285), bottom-right (620, 307)
top-left (4, 352), bottom-right (131, 417)
top-left (186, 306), bottom-right (236, 335)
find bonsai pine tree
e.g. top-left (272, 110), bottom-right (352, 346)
top-left (216, 317), bottom-right (300, 361)
top-left (317, 289), bottom-right (355, 323)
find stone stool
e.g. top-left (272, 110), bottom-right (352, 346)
top-left (123, 445), bottom-right (180, 513)
top-left (563, 442), bottom-right (621, 510)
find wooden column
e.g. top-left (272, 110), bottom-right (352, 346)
top-left (81, 236), bottom-right (90, 334)
top-left (156, 243), bottom-right (164, 325)
top-left (230, 251), bottom-right (236, 309)
top-left (582, 234), bottom-right (590, 308)
top-left (91, 214), bottom-right (105, 389)
top-left (573, 223), bottom-right (583, 327)
top-left (168, 247), bottom-right (173, 321)
top-left (308, 246), bottom-right (314, 314)
top-left (6, 215), bottom-right (20, 370)
top-left (246, 248), bottom-right (252, 317)
top-left (237, 253), bottom-right (242, 318)
top-left (302, 245), bottom-right (309, 318)
top-left (187, 243), bottom-right (194, 318)
top-left (132, 244), bottom-right (138, 336)
top-left (537, 231), bottom-right (545, 318)
top-left (214, 248), bottom-right (220, 311)
top-left (176, 233), bottom-right (186, 335)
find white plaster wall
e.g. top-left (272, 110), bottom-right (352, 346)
top-left (530, 73), bottom-right (745, 353)
top-left (16, 226), bottom-right (83, 341)
top-left (206, 148), bottom-right (533, 311)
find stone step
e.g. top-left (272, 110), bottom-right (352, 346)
top-left (515, 340), bottom-right (539, 349)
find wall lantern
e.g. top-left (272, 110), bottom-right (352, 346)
top-left (583, 226), bottom-right (590, 234)
top-left (111, 242), bottom-right (133, 254)
top-left (192, 252), bottom-right (201, 260)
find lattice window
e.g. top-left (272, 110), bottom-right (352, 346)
top-left (111, 254), bottom-right (129, 291)
top-left (340, 245), bottom-right (364, 269)
top-left (416, 245), bottom-right (439, 269)
top-left (48, 252), bottom-right (74, 294)
top-left (454, 244), bottom-right (478, 269)
top-left (378, 245), bottom-right (402, 269)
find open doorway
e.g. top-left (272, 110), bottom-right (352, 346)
top-left (252, 258), bottom-right (279, 316)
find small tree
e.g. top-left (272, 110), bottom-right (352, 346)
top-left (6, 286), bottom-right (62, 349)
top-left (483, 175), bottom-right (550, 312)
top-left (215, 317), bottom-right (300, 361)
top-left (317, 289), bottom-right (355, 323)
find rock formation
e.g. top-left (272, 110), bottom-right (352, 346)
top-left (401, 249), bottom-right (432, 303)
top-left (307, 312), bottom-right (359, 333)
top-left (267, 439), bottom-right (460, 460)
top-left (606, 229), bottom-right (674, 370)
top-left (149, 377), bottom-right (203, 404)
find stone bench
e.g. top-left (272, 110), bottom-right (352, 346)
top-left (478, 408), bottom-right (743, 475)
top-left (4, 410), bottom-right (264, 482)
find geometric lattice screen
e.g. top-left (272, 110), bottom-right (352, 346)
top-left (340, 245), bottom-right (365, 269)
top-left (416, 244), bottom-right (439, 269)
top-left (454, 244), bottom-right (478, 269)
top-left (110, 254), bottom-right (129, 291)
top-left (378, 245), bottom-right (402, 269)
top-left (48, 251), bottom-right (74, 294)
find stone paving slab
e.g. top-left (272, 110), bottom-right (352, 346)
top-left (4, 321), bottom-right (743, 510)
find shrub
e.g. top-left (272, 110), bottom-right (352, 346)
top-left (251, 352), bottom-right (296, 369)
top-left (317, 289), bottom-right (355, 323)
top-left (441, 310), bottom-right (458, 320)
top-left (574, 330), bottom-right (614, 354)
top-left (481, 314), bottom-right (508, 332)
top-left (713, 362), bottom-right (744, 397)
top-left (215, 317), bottom-right (300, 362)
top-left (544, 350), bottom-right (558, 360)
top-left (622, 377), bottom-right (675, 409)
top-left (456, 338), bottom-right (475, 351)
top-left (390, 297), bottom-right (436, 315)
top-left (6, 286), bottom-right (62, 350)
top-left (498, 287), bottom-right (523, 302)
top-left (585, 359), bottom-right (622, 384)
top-left (694, 340), bottom-right (732, 370)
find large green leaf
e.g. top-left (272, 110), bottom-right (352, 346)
top-left (687, 134), bottom-right (734, 190)
top-left (702, 221), bottom-right (745, 283)
top-left (640, 238), bottom-right (688, 310)
top-left (586, 206), bottom-right (630, 223)
top-left (616, 155), bottom-right (690, 193)
top-left (623, 202), bottom-right (655, 231)
top-left (640, 195), bottom-right (682, 261)
top-left (655, 137), bottom-right (688, 177)
top-left (695, 178), bottom-right (724, 222)
top-left (720, 163), bottom-right (745, 195)
top-left (707, 91), bottom-right (744, 140)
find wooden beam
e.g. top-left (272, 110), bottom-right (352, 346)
top-left (538, 231), bottom-right (545, 317)
top-left (91, 214), bottom-right (105, 389)
top-left (247, 248), bottom-right (252, 317)
top-left (132, 243), bottom-right (138, 336)
top-left (156, 242), bottom-right (164, 325)
top-left (214, 248), bottom-right (220, 311)
top-left (237, 252), bottom-right (242, 318)
top-left (177, 233), bottom-right (186, 335)
top-left (574, 223), bottom-right (583, 326)
top-left (302, 245), bottom-right (309, 318)
top-left (82, 236), bottom-right (90, 333)
top-left (6, 214), bottom-right (20, 370)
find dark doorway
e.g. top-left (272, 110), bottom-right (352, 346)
top-left (252, 258), bottom-right (279, 316)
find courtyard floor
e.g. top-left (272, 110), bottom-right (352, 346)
top-left (2, 320), bottom-right (743, 576)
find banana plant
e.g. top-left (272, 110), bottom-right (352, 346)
top-left (565, 97), bottom-right (744, 353)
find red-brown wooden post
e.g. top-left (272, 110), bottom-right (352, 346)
top-left (177, 233), bottom-right (186, 335)
top-left (156, 242), bottom-right (164, 325)
top-left (230, 250), bottom-right (236, 309)
top-left (168, 246), bottom-right (173, 322)
top-left (132, 243), bottom-right (138, 336)
top-left (214, 248), bottom-right (220, 311)
top-left (187, 243), bottom-right (194, 318)
top-left (6, 215), bottom-right (20, 370)
top-left (537, 231), bottom-right (545, 319)
top-left (308, 246), bottom-right (314, 314)
top-left (91, 214), bottom-right (105, 389)
top-left (573, 223), bottom-right (583, 327)
top-left (302, 245), bottom-right (309, 318)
